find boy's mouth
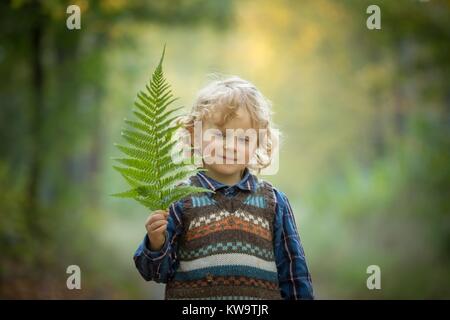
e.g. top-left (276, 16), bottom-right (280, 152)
top-left (222, 155), bottom-right (236, 161)
top-left (219, 154), bottom-right (237, 162)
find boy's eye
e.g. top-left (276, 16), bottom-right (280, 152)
top-left (211, 131), bottom-right (223, 138)
top-left (237, 136), bottom-right (249, 143)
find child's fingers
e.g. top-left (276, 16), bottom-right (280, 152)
top-left (146, 212), bottom-right (167, 225)
top-left (145, 214), bottom-right (153, 226)
top-left (149, 219), bottom-right (168, 232)
top-left (152, 223), bottom-right (168, 234)
top-left (152, 210), bottom-right (168, 220)
top-left (154, 210), bottom-right (170, 221)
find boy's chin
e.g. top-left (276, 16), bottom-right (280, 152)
top-left (207, 163), bottom-right (245, 175)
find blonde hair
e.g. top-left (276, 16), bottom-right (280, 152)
top-left (175, 75), bottom-right (280, 174)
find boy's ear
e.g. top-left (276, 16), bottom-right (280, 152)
top-left (187, 126), bottom-right (195, 144)
top-left (187, 126), bottom-right (200, 153)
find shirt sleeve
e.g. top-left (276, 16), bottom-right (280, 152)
top-left (133, 201), bottom-right (183, 283)
top-left (272, 188), bottom-right (315, 299)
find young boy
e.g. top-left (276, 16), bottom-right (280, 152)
top-left (133, 76), bottom-right (314, 300)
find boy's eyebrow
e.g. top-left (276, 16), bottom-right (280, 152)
top-left (210, 127), bottom-right (225, 134)
top-left (210, 126), bottom-right (254, 135)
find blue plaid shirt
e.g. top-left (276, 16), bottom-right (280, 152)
top-left (133, 168), bottom-right (314, 300)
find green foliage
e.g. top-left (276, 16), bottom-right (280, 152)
top-left (112, 46), bottom-right (213, 211)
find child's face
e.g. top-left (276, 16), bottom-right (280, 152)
top-left (197, 107), bottom-right (258, 177)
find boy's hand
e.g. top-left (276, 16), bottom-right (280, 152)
top-left (145, 209), bottom-right (169, 251)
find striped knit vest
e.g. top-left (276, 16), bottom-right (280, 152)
top-left (165, 174), bottom-right (282, 300)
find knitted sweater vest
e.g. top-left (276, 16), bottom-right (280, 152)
top-left (165, 174), bottom-right (282, 300)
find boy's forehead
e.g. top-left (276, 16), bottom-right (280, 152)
top-left (206, 107), bottom-right (253, 130)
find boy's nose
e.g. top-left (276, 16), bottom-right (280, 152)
top-left (223, 147), bottom-right (236, 157)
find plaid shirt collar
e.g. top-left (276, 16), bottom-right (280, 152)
top-left (196, 167), bottom-right (257, 194)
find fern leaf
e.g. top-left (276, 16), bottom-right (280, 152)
top-left (112, 45), bottom-right (214, 211)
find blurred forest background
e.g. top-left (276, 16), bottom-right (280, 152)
top-left (0, 0), bottom-right (449, 299)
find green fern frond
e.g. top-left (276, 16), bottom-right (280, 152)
top-left (112, 45), bottom-right (213, 211)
